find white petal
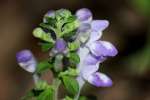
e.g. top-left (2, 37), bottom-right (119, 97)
top-left (81, 63), bottom-right (99, 80)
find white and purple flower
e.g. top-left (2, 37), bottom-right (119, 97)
top-left (76, 8), bottom-right (118, 88)
top-left (16, 50), bottom-right (37, 73)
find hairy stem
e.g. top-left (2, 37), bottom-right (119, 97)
top-left (74, 77), bottom-right (85, 100)
top-left (32, 74), bottom-right (40, 85)
top-left (53, 78), bottom-right (61, 100)
top-left (74, 90), bottom-right (81, 100)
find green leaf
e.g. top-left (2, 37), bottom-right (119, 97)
top-left (62, 76), bottom-right (79, 95)
top-left (55, 9), bottom-right (72, 21)
top-left (68, 40), bottom-right (80, 51)
top-left (35, 80), bottom-right (50, 90)
top-left (33, 27), bottom-right (54, 43)
top-left (79, 96), bottom-right (88, 100)
top-left (40, 23), bottom-right (61, 38)
top-left (37, 87), bottom-right (54, 100)
top-left (44, 17), bottom-right (56, 26)
top-left (39, 42), bottom-right (54, 52)
top-left (21, 90), bottom-right (35, 100)
top-left (59, 68), bottom-right (79, 78)
top-left (132, 0), bottom-right (150, 16)
top-left (67, 52), bottom-right (80, 64)
top-left (63, 96), bottom-right (73, 100)
top-left (62, 20), bottom-right (79, 37)
top-left (36, 60), bottom-right (52, 74)
top-left (66, 16), bottom-right (76, 23)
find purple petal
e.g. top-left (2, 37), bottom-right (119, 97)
top-left (55, 39), bottom-right (66, 52)
top-left (91, 20), bottom-right (109, 32)
top-left (85, 53), bottom-right (106, 65)
top-left (87, 72), bottom-right (113, 87)
top-left (76, 8), bottom-right (92, 23)
top-left (81, 64), bottom-right (99, 80)
top-left (16, 50), bottom-right (37, 73)
top-left (88, 41), bottom-right (118, 57)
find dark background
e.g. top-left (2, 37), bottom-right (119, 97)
top-left (0, 0), bottom-right (150, 100)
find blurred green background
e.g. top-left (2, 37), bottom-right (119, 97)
top-left (0, 0), bottom-right (150, 100)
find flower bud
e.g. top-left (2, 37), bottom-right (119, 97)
top-left (16, 50), bottom-right (37, 73)
top-left (55, 39), bottom-right (67, 53)
top-left (76, 8), bottom-right (92, 23)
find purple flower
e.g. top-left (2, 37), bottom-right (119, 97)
top-left (16, 50), bottom-right (37, 73)
top-left (76, 8), bottom-right (118, 88)
top-left (55, 39), bottom-right (67, 53)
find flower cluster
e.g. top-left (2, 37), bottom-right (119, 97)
top-left (76, 8), bottom-right (118, 88)
top-left (16, 8), bottom-right (117, 100)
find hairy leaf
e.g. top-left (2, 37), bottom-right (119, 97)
top-left (62, 76), bottom-right (79, 95)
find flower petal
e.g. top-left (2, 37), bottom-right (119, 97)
top-left (77, 47), bottom-right (90, 71)
top-left (88, 41), bottom-right (118, 57)
top-left (81, 63), bottom-right (99, 80)
top-left (85, 53), bottom-right (106, 65)
top-left (91, 20), bottom-right (109, 32)
top-left (87, 72), bottom-right (113, 87)
top-left (76, 8), bottom-right (92, 23)
top-left (88, 31), bottom-right (102, 43)
top-left (16, 50), bottom-right (37, 73)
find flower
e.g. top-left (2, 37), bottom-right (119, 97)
top-left (16, 50), bottom-right (37, 73)
top-left (55, 38), bottom-right (67, 53)
top-left (76, 8), bottom-right (118, 88)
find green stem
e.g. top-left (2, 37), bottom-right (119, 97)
top-left (53, 78), bottom-right (61, 100)
top-left (74, 90), bottom-right (81, 100)
top-left (74, 77), bottom-right (85, 100)
top-left (32, 74), bottom-right (40, 85)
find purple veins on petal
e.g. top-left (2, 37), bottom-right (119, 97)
top-left (89, 41), bottom-right (118, 57)
top-left (91, 20), bottom-right (109, 32)
top-left (16, 50), bottom-right (37, 73)
top-left (87, 72), bottom-right (113, 87)
top-left (76, 8), bottom-right (92, 23)
top-left (55, 39), bottom-right (66, 52)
